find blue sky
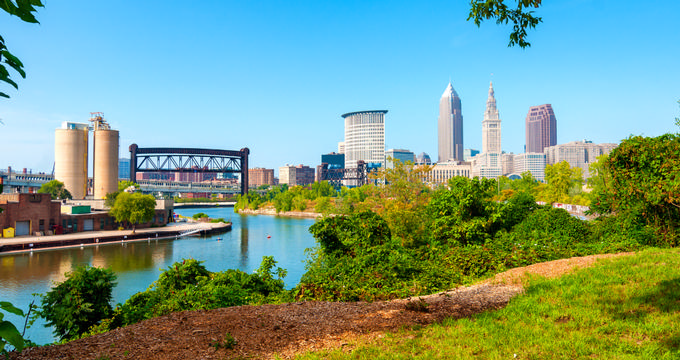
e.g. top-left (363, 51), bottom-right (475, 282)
top-left (1, 0), bottom-right (679, 176)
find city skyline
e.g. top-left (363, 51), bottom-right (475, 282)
top-left (1, 1), bottom-right (679, 174)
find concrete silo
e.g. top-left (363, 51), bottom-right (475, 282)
top-left (91, 113), bottom-right (119, 199)
top-left (54, 122), bottom-right (89, 199)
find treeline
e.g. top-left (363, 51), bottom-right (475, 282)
top-left (2, 128), bottom-right (679, 350)
top-left (234, 160), bottom-right (590, 217)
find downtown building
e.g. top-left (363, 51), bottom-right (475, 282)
top-left (342, 110), bottom-right (387, 169)
top-left (513, 153), bottom-right (547, 182)
top-left (424, 161), bottom-right (472, 185)
top-left (544, 140), bottom-right (618, 178)
top-left (438, 82), bottom-right (464, 162)
top-left (385, 149), bottom-right (416, 169)
top-left (471, 82), bottom-right (503, 179)
top-left (279, 165), bottom-right (315, 187)
top-left (526, 104), bottom-right (557, 153)
top-left (248, 167), bottom-right (276, 189)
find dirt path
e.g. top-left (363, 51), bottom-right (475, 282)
top-left (12, 252), bottom-right (633, 360)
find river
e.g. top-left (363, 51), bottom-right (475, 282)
top-left (0, 207), bottom-right (318, 346)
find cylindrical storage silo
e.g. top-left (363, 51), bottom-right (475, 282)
top-left (54, 123), bottom-right (89, 199)
top-left (93, 129), bottom-right (119, 199)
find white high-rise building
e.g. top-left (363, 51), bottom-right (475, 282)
top-left (342, 110), bottom-right (387, 169)
top-left (438, 82), bottom-right (464, 162)
top-left (472, 82), bottom-right (502, 179)
top-left (482, 82), bottom-right (501, 154)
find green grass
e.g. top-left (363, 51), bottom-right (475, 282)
top-left (293, 248), bottom-right (680, 360)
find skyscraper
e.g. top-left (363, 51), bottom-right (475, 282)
top-left (472, 82), bottom-right (502, 179)
top-left (525, 104), bottom-right (557, 153)
top-left (482, 82), bottom-right (501, 154)
top-left (342, 110), bottom-right (387, 169)
top-left (438, 82), bottom-right (464, 162)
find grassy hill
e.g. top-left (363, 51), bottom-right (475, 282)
top-left (295, 248), bottom-right (680, 359)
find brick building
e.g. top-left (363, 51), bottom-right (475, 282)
top-left (248, 167), bottom-right (275, 189)
top-left (0, 193), bottom-right (171, 237)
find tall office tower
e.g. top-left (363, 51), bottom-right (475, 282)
top-left (438, 82), bottom-right (464, 162)
top-left (482, 82), bottom-right (501, 154)
top-left (525, 104), bottom-right (557, 153)
top-left (342, 110), bottom-right (387, 169)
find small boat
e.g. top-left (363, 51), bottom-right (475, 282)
top-left (267, 235), bottom-right (272, 239)
top-left (216, 237), bottom-right (222, 241)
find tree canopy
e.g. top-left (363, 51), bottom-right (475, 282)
top-left (109, 192), bottom-right (156, 229)
top-left (37, 265), bottom-right (117, 341)
top-left (467, 0), bottom-right (543, 48)
top-left (1, 0), bottom-right (44, 98)
top-left (37, 180), bottom-right (73, 200)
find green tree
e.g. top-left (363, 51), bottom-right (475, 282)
top-left (1, 1), bottom-right (44, 98)
top-left (541, 161), bottom-right (584, 204)
top-left (467, 0), bottom-right (543, 48)
top-left (117, 180), bottom-right (139, 192)
top-left (427, 177), bottom-right (499, 246)
top-left (310, 181), bottom-right (335, 199)
top-left (367, 159), bottom-right (433, 247)
top-left (593, 132), bottom-right (680, 246)
top-left (37, 266), bottom-right (116, 341)
top-left (109, 192), bottom-right (156, 230)
top-left (37, 180), bottom-right (72, 200)
top-left (105, 181), bottom-right (141, 207)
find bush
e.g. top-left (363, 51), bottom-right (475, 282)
top-left (37, 266), bottom-right (116, 341)
top-left (104, 257), bottom-right (290, 331)
top-left (192, 212), bottom-right (209, 220)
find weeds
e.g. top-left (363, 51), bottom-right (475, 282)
top-left (211, 332), bottom-right (237, 350)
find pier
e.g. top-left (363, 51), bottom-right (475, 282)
top-left (0, 222), bottom-right (231, 254)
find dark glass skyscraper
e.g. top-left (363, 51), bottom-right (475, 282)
top-left (438, 82), bottom-right (464, 162)
top-left (525, 104), bottom-right (557, 153)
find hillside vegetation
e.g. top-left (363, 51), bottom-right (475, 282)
top-left (2, 127), bottom-right (679, 356)
top-left (296, 248), bottom-right (680, 359)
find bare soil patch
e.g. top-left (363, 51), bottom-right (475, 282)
top-left (12, 252), bottom-right (632, 360)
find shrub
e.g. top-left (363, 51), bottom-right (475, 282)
top-left (37, 266), bottom-right (116, 341)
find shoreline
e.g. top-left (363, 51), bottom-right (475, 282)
top-left (0, 222), bottom-right (232, 255)
top-left (237, 207), bottom-right (323, 219)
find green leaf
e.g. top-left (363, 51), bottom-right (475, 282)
top-left (0, 320), bottom-right (25, 352)
top-left (0, 301), bottom-right (25, 317)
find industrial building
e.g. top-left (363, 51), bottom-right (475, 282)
top-left (53, 113), bottom-right (119, 199)
top-left (0, 193), bottom-right (172, 237)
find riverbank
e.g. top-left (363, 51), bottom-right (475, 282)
top-left (11, 251), bottom-right (642, 360)
top-left (0, 222), bottom-right (232, 254)
top-left (174, 202), bottom-right (236, 208)
top-left (237, 207), bottom-right (323, 219)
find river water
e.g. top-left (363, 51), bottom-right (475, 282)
top-left (0, 207), bottom-right (318, 345)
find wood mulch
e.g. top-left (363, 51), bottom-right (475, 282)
top-left (11, 252), bottom-right (633, 360)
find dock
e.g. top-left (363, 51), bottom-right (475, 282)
top-left (0, 222), bottom-right (231, 254)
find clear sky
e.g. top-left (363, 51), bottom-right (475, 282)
top-left (1, 0), bottom-right (679, 176)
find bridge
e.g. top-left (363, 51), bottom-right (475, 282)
top-left (0, 170), bottom-right (53, 193)
top-left (129, 144), bottom-right (250, 195)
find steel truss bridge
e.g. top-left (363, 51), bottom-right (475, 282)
top-left (129, 144), bottom-right (250, 195)
top-left (318, 161), bottom-right (368, 189)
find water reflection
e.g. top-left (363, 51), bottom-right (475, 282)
top-left (0, 207), bottom-right (317, 345)
top-left (240, 214), bottom-right (249, 268)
